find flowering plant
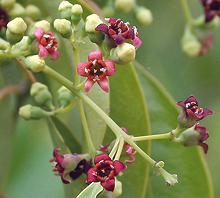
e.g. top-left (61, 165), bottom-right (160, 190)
top-left (0, 0), bottom-right (217, 198)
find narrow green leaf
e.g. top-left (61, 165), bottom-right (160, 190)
top-left (135, 62), bottom-right (214, 198)
top-left (51, 116), bottom-right (81, 153)
top-left (76, 183), bottom-right (103, 198)
top-left (105, 63), bottom-right (151, 198)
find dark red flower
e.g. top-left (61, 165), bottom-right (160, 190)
top-left (0, 7), bottom-right (9, 30)
top-left (50, 148), bottom-right (90, 184)
top-left (34, 28), bottom-right (60, 59)
top-left (87, 154), bottom-right (126, 191)
top-left (177, 95), bottom-right (213, 127)
top-left (200, 0), bottom-right (220, 23)
top-left (95, 18), bottom-right (142, 48)
top-left (77, 50), bottom-right (115, 92)
top-left (195, 124), bottom-right (209, 153)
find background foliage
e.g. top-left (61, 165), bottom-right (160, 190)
top-left (1, 0), bottom-right (219, 197)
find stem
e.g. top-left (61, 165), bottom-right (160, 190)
top-left (54, 98), bottom-right (79, 114)
top-left (133, 132), bottom-right (172, 142)
top-left (114, 137), bottom-right (124, 160)
top-left (79, 100), bottom-right (96, 156)
top-left (109, 138), bottom-right (120, 159)
top-left (73, 47), bottom-right (80, 85)
top-left (180, 0), bottom-right (192, 24)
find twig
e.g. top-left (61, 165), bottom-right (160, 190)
top-left (0, 84), bottom-right (25, 100)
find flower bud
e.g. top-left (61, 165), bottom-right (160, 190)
top-left (113, 179), bottom-right (122, 197)
top-left (25, 5), bottom-right (41, 20)
top-left (71, 4), bottom-right (83, 25)
top-left (85, 14), bottom-right (103, 33)
top-left (6, 17), bottom-right (27, 43)
top-left (9, 3), bottom-right (25, 17)
top-left (0, 38), bottom-right (10, 51)
top-left (0, 0), bottom-right (15, 10)
top-left (19, 105), bottom-right (49, 120)
top-left (10, 36), bottom-right (31, 55)
top-left (110, 43), bottom-right (136, 64)
top-left (182, 27), bottom-right (201, 57)
top-left (54, 19), bottom-right (72, 38)
top-left (58, 1), bottom-right (73, 20)
top-left (24, 55), bottom-right (45, 72)
top-left (30, 82), bottom-right (54, 109)
top-left (135, 7), bottom-right (153, 26)
top-left (57, 86), bottom-right (74, 107)
top-left (34, 20), bottom-right (51, 32)
top-left (115, 0), bottom-right (136, 13)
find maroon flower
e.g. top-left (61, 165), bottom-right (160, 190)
top-left (200, 0), bottom-right (220, 23)
top-left (77, 50), bottom-right (115, 93)
top-left (50, 148), bottom-right (90, 184)
top-left (95, 18), bottom-right (142, 48)
top-left (195, 124), bottom-right (209, 153)
top-left (87, 154), bottom-right (126, 191)
top-left (199, 33), bottom-right (214, 55)
top-left (34, 28), bottom-right (60, 59)
top-left (177, 95), bottom-right (213, 127)
top-left (0, 7), bottom-right (9, 30)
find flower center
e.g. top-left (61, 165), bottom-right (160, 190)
top-left (96, 160), bottom-right (115, 181)
top-left (210, 1), bottom-right (220, 11)
top-left (40, 33), bottom-right (58, 52)
top-left (185, 102), bottom-right (204, 115)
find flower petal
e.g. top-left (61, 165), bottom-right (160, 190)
top-left (84, 79), bottom-right (95, 92)
top-left (133, 36), bottom-right (142, 48)
top-left (86, 168), bottom-right (98, 183)
top-left (113, 160), bottom-right (126, 175)
top-left (77, 62), bottom-right (90, 76)
top-left (97, 78), bottom-right (109, 93)
top-left (101, 179), bottom-right (115, 191)
top-left (95, 24), bottom-right (108, 33)
top-left (94, 154), bottom-right (111, 164)
top-left (50, 50), bottom-right (60, 60)
top-left (199, 142), bottom-right (209, 154)
top-left (38, 44), bottom-right (49, 58)
top-left (34, 28), bottom-right (44, 41)
top-left (88, 50), bottom-right (102, 61)
top-left (105, 60), bottom-right (115, 76)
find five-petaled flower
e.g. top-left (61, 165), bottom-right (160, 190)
top-left (177, 95), bottom-right (213, 128)
top-left (77, 50), bottom-right (115, 93)
top-left (34, 28), bottom-right (60, 59)
top-left (50, 148), bottom-right (91, 184)
top-left (87, 154), bottom-right (126, 191)
top-left (95, 18), bottom-right (142, 48)
top-left (200, 0), bottom-right (220, 23)
top-left (0, 7), bottom-right (9, 30)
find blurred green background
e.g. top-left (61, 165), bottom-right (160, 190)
top-left (1, 0), bottom-right (219, 197)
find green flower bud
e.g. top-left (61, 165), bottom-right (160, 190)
top-left (85, 14), bottom-right (103, 33)
top-left (54, 19), bottom-right (72, 38)
top-left (25, 4), bottom-right (41, 20)
top-left (71, 4), bottom-right (83, 25)
top-left (0, 38), bottom-right (10, 51)
top-left (30, 82), bottom-right (54, 109)
top-left (10, 36), bottom-right (31, 55)
top-left (0, 0), bottom-right (15, 10)
top-left (113, 179), bottom-right (122, 197)
top-left (193, 15), bottom-right (220, 30)
top-left (57, 86), bottom-right (74, 107)
top-left (182, 27), bottom-right (201, 57)
top-left (9, 3), bottom-right (25, 17)
top-left (115, 0), bottom-right (136, 13)
top-left (19, 105), bottom-right (50, 120)
top-left (110, 43), bottom-right (136, 64)
top-left (58, 1), bottom-right (73, 20)
top-left (34, 20), bottom-right (51, 32)
top-left (24, 55), bottom-right (45, 72)
top-left (135, 7), bottom-right (153, 26)
top-left (6, 17), bottom-right (27, 43)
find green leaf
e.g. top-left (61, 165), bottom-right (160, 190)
top-left (76, 183), bottom-right (103, 198)
top-left (105, 63), bottom-right (151, 198)
top-left (51, 116), bottom-right (81, 153)
top-left (135, 62), bottom-right (214, 198)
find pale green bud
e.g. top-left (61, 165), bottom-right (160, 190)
top-left (115, 0), bottom-right (136, 13)
top-left (110, 43), bottom-right (136, 64)
top-left (0, 38), bottom-right (10, 51)
top-left (58, 1), bottom-right (73, 20)
top-left (54, 19), bottom-right (72, 38)
top-left (24, 55), bottom-right (45, 72)
top-left (10, 36), bottom-right (31, 55)
top-left (135, 7), bottom-right (153, 26)
top-left (30, 82), bottom-right (54, 109)
top-left (71, 4), bottom-right (83, 25)
top-left (34, 20), bottom-right (50, 32)
top-left (25, 5), bottom-right (41, 20)
top-left (9, 3), bottom-right (25, 17)
top-left (0, 0), bottom-right (15, 10)
top-left (57, 86), bottom-right (74, 107)
top-left (113, 179), bottom-right (122, 197)
top-left (85, 14), bottom-right (103, 33)
top-left (193, 15), bottom-right (220, 29)
top-left (19, 105), bottom-right (49, 120)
